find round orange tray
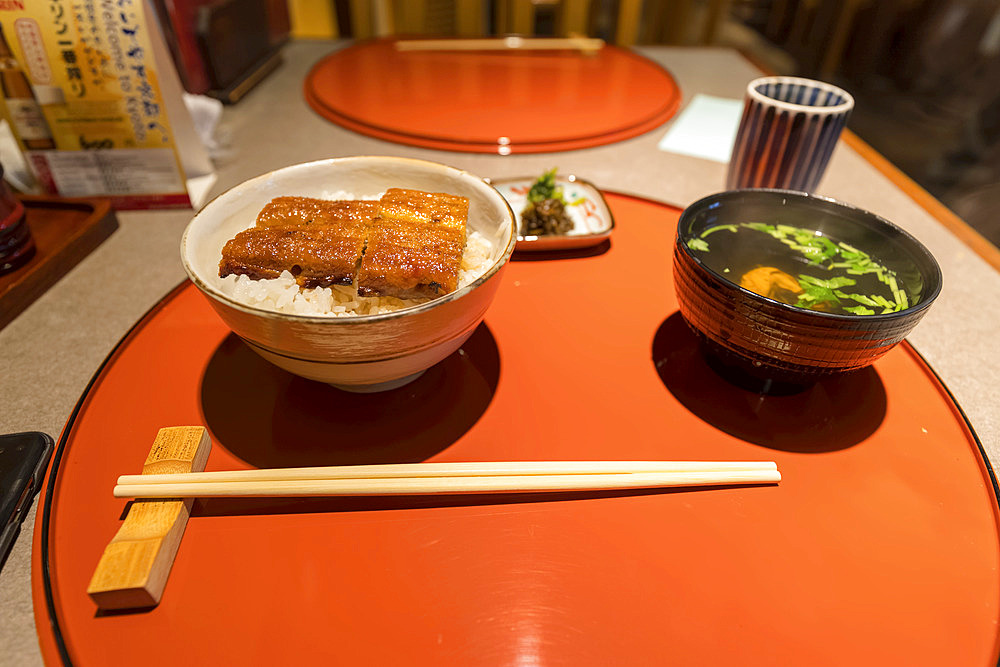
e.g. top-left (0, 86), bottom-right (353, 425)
top-left (33, 194), bottom-right (1000, 665)
top-left (304, 39), bottom-right (682, 154)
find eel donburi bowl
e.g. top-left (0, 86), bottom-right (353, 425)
top-left (181, 156), bottom-right (517, 392)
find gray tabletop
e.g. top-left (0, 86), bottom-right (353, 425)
top-left (2, 40), bottom-right (998, 664)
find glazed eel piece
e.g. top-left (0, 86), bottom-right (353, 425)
top-left (356, 188), bottom-right (468, 299)
top-left (219, 190), bottom-right (469, 297)
top-left (254, 197), bottom-right (380, 229)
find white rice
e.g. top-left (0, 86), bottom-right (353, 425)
top-left (217, 194), bottom-right (496, 317)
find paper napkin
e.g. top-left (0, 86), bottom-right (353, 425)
top-left (657, 94), bottom-right (744, 163)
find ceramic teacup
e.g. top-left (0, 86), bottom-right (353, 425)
top-left (727, 76), bottom-right (854, 192)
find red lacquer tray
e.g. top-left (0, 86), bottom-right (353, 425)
top-left (33, 194), bottom-right (1000, 665)
top-left (304, 38), bottom-right (682, 154)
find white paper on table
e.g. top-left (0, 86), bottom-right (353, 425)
top-left (657, 94), bottom-right (744, 163)
top-left (185, 173), bottom-right (218, 210)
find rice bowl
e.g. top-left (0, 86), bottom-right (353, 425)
top-left (181, 156), bottom-right (517, 390)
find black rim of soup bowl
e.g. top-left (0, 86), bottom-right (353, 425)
top-left (675, 188), bottom-right (943, 322)
top-left (673, 189), bottom-right (943, 393)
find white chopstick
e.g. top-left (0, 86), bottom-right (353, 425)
top-left (394, 37), bottom-right (605, 52)
top-left (113, 462), bottom-right (780, 498)
top-left (114, 471), bottom-right (780, 498)
top-left (118, 460), bottom-right (777, 486)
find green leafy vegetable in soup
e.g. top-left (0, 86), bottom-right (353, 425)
top-left (688, 222), bottom-right (916, 315)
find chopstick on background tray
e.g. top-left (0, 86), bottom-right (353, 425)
top-left (394, 37), bottom-right (605, 52)
top-left (113, 460), bottom-right (780, 498)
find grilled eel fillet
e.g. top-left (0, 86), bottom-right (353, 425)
top-left (357, 189), bottom-right (468, 298)
top-left (219, 191), bottom-right (470, 298)
top-left (255, 197), bottom-right (380, 228)
top-left (218, 224), bottom-right (368, 288)
top-left (219, 197), bottom-right (371, 287)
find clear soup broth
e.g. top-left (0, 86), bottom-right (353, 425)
top-left (687, 222), bottom-right (920, 316)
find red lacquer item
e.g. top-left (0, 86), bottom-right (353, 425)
top-left (304, 39), bottom-right (682, 154)
top-left (33, 194), bottom-right (1000, 665)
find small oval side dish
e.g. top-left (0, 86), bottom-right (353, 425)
top-left (181, 156), bottom-right (517, 392)
top-left (673, 189), bottom-right (942, 392)
top-left (488, 173), bottom-right (615, 251)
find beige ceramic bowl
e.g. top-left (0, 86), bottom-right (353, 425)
top-left (181, 156), bottom-right (517, 391)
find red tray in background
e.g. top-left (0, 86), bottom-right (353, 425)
top-left (33, 194), bottom-right (1000, 665)
top-left (304, 38), bottom-right (682, 154)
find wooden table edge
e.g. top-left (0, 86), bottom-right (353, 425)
top-left (840, 130), bottom-right (1000, 272)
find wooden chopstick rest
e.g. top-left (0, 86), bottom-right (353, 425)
top-left (87, 426), bottom-right (211, 610)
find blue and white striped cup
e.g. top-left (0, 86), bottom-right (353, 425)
top-left (727, 76), bottom-right (854, 192)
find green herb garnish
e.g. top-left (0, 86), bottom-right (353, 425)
top-left (692, 222), bottom-right (913, 315)
top-left (702, 224), bottom-right (738, 237)
top-left (526, 168), bottom-right (565, 205)
top-left (795, 274), bottom-right (848, 310)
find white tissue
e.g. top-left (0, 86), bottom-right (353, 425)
top-left (0, 120), bottom-right (40, 194)
top-left (183, 93), bottom-right (225, 156)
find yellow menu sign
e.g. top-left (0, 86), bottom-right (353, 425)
top-left (0, 0), bottom-right (189, 208)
